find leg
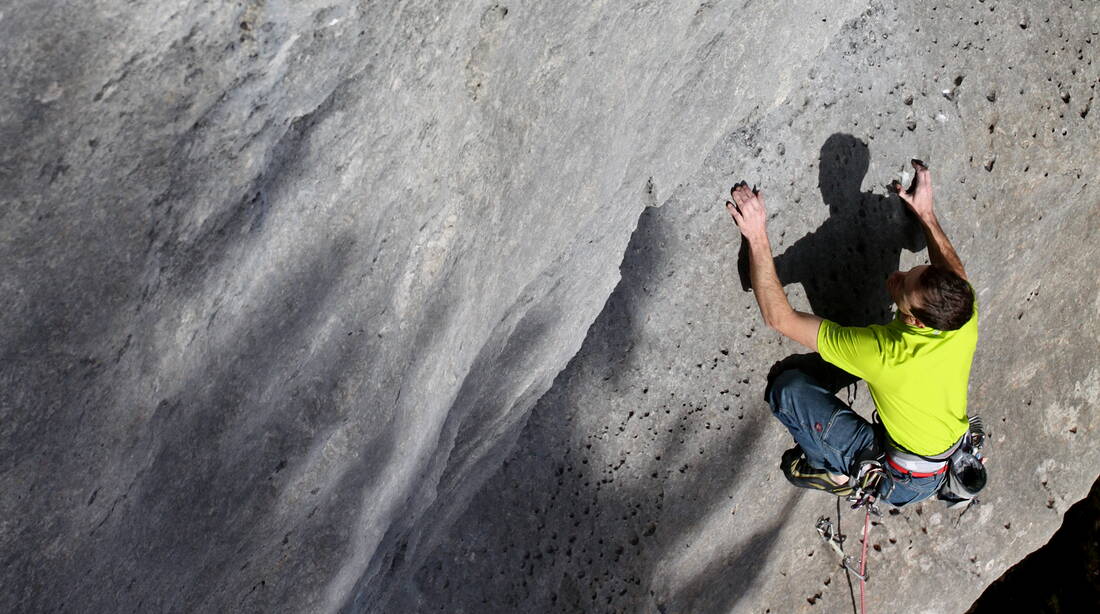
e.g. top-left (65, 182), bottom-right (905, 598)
top-left (767, 368), bottom-right (875, 477)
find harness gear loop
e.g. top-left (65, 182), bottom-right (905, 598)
top-left (848, 461), bottom-right (885, 515)
top-left (937, 414), bottom-right (990, 507)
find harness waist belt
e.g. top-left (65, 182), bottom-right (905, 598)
top-left (885, 453), bottom-right (948, 477)
top-left (883, 431), bottom-right (967, 477)
top-left (920, 435), bottom-right (965, 461)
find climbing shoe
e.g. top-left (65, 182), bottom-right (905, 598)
top-left (780, 446), bottom-right (855, 496)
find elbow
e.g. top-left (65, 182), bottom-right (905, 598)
top-left (764, 313), bottom-right (788, 334)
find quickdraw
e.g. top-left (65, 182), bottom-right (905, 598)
top-left (815, 516), bottom-right (866, 581)
top-left (816, 507), bottom-right (873, 614)
top-left (816, 463), bottom-right (882, 614)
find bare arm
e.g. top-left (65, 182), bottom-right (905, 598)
top-left (727, 184), bottom-right (822, 351)
top-left (893, 160), bottom-right (967, 280)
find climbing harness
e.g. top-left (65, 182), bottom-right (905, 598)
top-left (863, 412), bottom-right (989, 509)
top-left (878, 413), bottom-right (961, 478)
top-left (885, 444), bottom-right (952, 477)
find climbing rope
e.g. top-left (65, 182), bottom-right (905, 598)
top-left (844, 379), bottom-right (871, 614)
top-left (858, 505), bottom-right (871, 614)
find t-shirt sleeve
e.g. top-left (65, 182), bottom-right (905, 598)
top-left (817, 319), bottom-right (884, 381)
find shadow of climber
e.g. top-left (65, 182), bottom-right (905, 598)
top-left (763, 133), bottom-right (926, 326)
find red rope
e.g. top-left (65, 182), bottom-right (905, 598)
top-left (859, 507), bottom-right (871, 614)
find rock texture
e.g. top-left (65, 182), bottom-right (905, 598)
top-left (1, 1), bottom-right (1097, 613)
top-left (967, 473), bottom-right (1100, 613)
top-left (410, 3), bottom-right (1100, 614)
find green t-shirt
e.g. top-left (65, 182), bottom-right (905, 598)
top-left (817, 298), bottom-right (978, 456)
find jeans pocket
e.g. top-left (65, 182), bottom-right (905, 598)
top-left (883, 469), bottom-right (944, 507)
top-left (820, 409), bottom-right (860, 459)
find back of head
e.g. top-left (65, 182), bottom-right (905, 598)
top-left (817, 133), bottom-right (870, 211)
top-left (911, 266), bottom-right (974, 331)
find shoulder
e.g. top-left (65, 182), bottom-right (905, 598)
top-left (817, 319), bottom-right (889, 378)
top-left (818, 319), bottom-right (886, 352)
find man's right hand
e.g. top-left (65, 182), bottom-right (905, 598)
top-left (892, 159), bottom-right (968, 280)
top-left (893, 159), bottom-right (934, 219)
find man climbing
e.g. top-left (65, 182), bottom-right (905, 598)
top-left (725, 159), bottom-right (978, 506)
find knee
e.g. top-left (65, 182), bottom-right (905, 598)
top-left (766, 368), bottom-right (810, 411)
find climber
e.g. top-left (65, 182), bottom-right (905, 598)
top-left (724, 159), bottom-right (979, 506)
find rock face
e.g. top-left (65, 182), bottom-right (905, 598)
top-left (967, 473), bottom-right (1100, 612)
top-left (0, 1), bottom-right (1096, 613)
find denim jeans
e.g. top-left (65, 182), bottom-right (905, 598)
top-left (766, 368), bottom-right (945, 507)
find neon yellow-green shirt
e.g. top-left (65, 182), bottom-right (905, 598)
top-left (817, 298), bottom-right (978, 456)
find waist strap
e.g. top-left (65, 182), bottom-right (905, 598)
top-left (885, 453), bottom-right (948, 477)
top-left (884, 433), bottom-right (965, 477)
top-left (917, 435), bottom-right (965, 461)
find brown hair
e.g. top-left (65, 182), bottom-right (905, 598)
top-left (912, 265), bottom-right (974, 331)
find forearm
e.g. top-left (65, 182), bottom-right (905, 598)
top-left (917, 211), bottom-right (967, 279)
top-left (747, 237), bottom-right (795, 327)
top-left (896, 161), bottom-right (967, 279)
top-left (727, 183), bottom-right (822, 351)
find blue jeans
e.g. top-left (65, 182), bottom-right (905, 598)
top-left (767, 368), bottom-right (945, 507)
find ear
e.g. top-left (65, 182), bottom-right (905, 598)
top-left (898, 309), bottom-right (920, 328)
top-left (905, 307), bottom-right (929, 329)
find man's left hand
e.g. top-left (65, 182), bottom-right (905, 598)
top-left (726, 182), bottom-right (768, 244)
